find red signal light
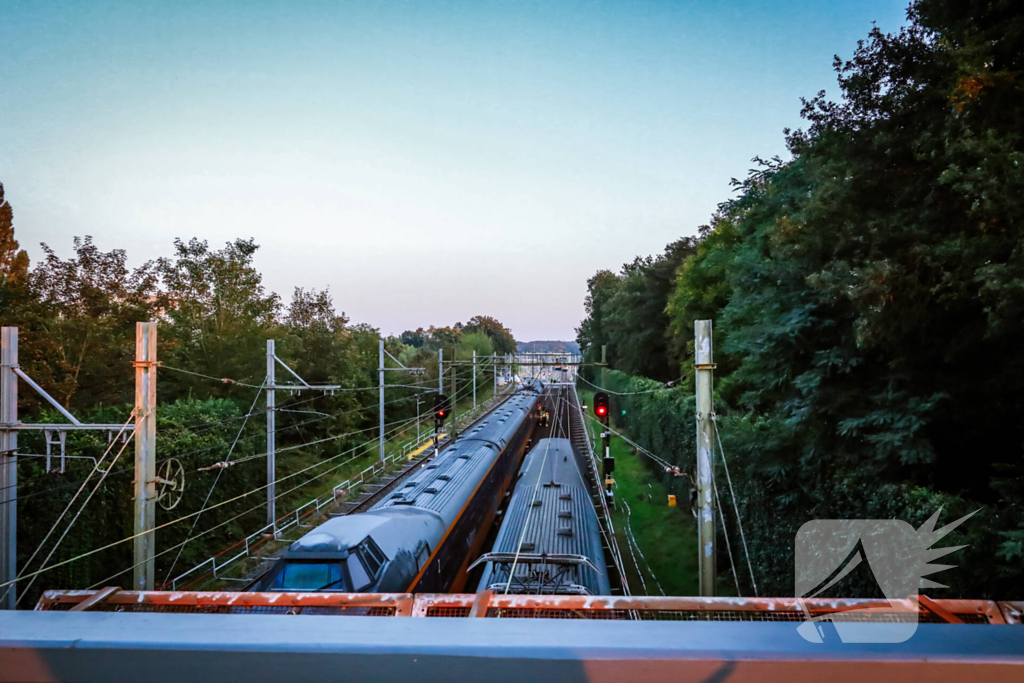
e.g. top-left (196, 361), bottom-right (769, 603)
top-left (597, 406), bottom-right (606, 415)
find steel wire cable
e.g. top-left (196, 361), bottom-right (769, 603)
top-left (10, 362), bottom-right (500, 592)
top-left (713, 474), bottom-right (743, 597)
top-left (576, 373), bottom-right (684, 396)
top-left (575, 408), bottom-right (674, 471)
top-left (0, 412), bottom-right (137, 605)
top-left (712, 417), bottom-right (759, 597)
top-left (102, 405), bottom-right (464, 590)
top-left (0, 414), bottom-right (426, 591)
top-left (0, 382), bottom-right (446, 504)
top-left (161, 378), bottom-right (268, 585)
top-left (15, 418), bottom-right (141, 607)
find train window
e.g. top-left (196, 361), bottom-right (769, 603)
top-left (416, 544), bottom-right (430, 570)
top-left (270, 562), bottom-right (345, 591)
top-left (347, 556), bottom-right (372, 591)
top-left (354, 537), bottom-right (387, 578)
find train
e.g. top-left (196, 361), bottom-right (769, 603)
top-left (251, 381), bottom-right (544, 594)
top-left (472, 437), bottom-right (611, 595)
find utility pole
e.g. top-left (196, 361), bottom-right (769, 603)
top-left (472, 351), bottom-right (477, 408)
top-left (133, 322), bottom-right (158, 591)
top-left (493, 353), bottom-right (497, 398)
top-left (379, 339), bottom-right (385, 462)
top-left (266, 339), bottom-right (276, 527)
top-left (0, 328), bottom-right (17, 609)
top-left (438, 348), bottom-right (443, 395)
top-left (694, 320), bottom-right (716, 597)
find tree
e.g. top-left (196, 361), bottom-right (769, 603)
top-left (157, 238), bottom-right (280, 400)
top-left (400, 328), bottom-right (426, 348)
top-left (461, 315), bottom-right (517, 355)
top-left (28, 237), bottom-right (157, 408)
top-left (575, 269), bottom-right (621, 372)
top-left (587, 0), bottom-right (1024, 598)
top-left (0, 184), bottom-right (29, 284)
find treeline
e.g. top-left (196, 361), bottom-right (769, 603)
top-left (0, 193), bottom-right (517, 605)
top-left (578, 0), bottom-right (1023, 599)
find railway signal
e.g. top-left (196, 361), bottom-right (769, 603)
top-left (592, 392), bottom-right (614, 507)
top-left (434, 394), bottom-right (451, 425)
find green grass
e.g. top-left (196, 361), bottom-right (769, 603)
top-left (579, 389), bottom-right (700, 596)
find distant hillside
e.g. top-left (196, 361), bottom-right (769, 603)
top-left (518, 340), bottom-right (580, 354)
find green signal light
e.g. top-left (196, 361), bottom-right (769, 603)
top-left (621, 409), bottom-right (626, 415)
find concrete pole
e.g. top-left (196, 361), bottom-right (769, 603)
top-left (493, 353), bottom-right (497, 398)
top-left (438, 348), bottom-right (443, 395)
top-left (379, 339), bottom-right (385, 462)
top-left (266, 339), bottom-right (275, 527)
top-left (133, 322), bottom-right (158, 591)
top-left (694, 320), bottom-right (716, 597)
top-left (472, 351), bottom-right (477, 408)
top-left (0, 328), bottom-right (18, 609)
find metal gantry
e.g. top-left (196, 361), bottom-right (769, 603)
top-left (266, 339), bottom-right (341, 527)
top-left (0, 326), bottom-right (134, 608)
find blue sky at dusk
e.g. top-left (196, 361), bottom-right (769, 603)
top-left (1, 0), bottom-right (909, 340)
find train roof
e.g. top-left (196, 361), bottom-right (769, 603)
top-left (516, 438), bottom-right (587, 490)
top-left (478, 437), bottom-right (610, 595)
top-left (286, 507), bottom-right (445, 561)
top-left (371, 392), bottom-right (539, 526)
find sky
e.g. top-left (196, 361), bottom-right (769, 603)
top-left (0, 0), bottom-right (909, 341)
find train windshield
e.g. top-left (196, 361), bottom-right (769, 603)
top-left (269, 562), bottom-right (347, 591)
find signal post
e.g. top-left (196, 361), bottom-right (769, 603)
top-left (593, 392), bottom-right (615, 509)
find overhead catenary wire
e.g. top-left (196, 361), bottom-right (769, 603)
top-left (0, 412), bottom-right (137, 606)
top-left (102, 392), bottom-right (488, 591)
top-left (161, 377), bottom-right (267, 585)
top-left (576, 407), bottom-right (675, 472)
top-left (576, 373), bottom-right (684, 396)
top-left (12, 355), bottom-right (503, 592)
top-left (0, 401), bottom-right (357, 504)
top-left (0, 413), bottom-right (427, 591)
top-left (16, 417), bottom-right (141, 607)
top-left (89, 430), bottom-right (410, 590)
top-left (2, 383), bottom-right (448, 504)
top-left (503, 388), bottom-right (563, 595)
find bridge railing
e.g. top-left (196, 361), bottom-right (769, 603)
top-left (35, 589), bottom-right (1022, 625)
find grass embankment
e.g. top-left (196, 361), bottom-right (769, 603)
top-left (579, 389), bottom-right (700, 596)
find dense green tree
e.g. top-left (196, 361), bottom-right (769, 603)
top-left (157, 238), bottom-right (280, 400)
top-left (28, 238), bottom-right (157, 408)
top-left (0, 184), bottom-right (29, 284)
top-left (575, 269), bottom-right (621, 374)
top-left (461, 315), bottom-right (517, 355)
top-left (586, 0), bottom-right (1024, 598)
